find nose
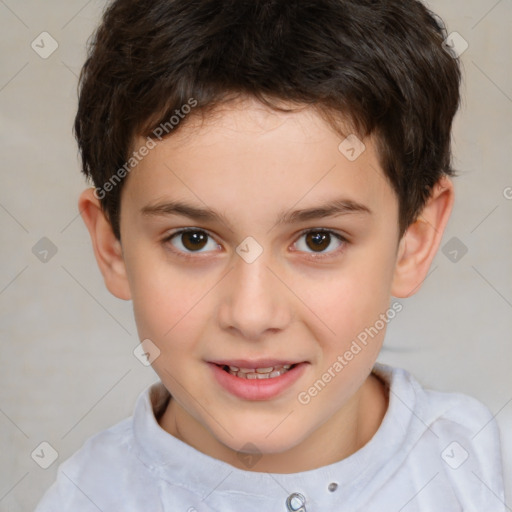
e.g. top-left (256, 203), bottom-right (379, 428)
top-left (216, 248), bottom-right (291, 341)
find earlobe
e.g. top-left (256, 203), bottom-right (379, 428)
top-left (78, 188), bottom-right (131, 300)
top-left (391, 176), bottom-right (454, 298)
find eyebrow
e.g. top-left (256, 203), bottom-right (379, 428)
top-left (141, 197), bottom-right (372, 228)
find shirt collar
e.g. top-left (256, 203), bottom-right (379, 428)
top-left (132, 362), bottom-right (422, 502)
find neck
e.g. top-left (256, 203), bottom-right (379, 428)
top-left (159, 372), bottom-right (388, 473)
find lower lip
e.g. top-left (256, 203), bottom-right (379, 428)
top-left (208, 362), bottom-right (308, 401)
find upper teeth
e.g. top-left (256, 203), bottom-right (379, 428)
top-left (227, 364), bottom-right (292, 379)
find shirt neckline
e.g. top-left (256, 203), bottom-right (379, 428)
top-left (132, 362), bottom-right (422, 501)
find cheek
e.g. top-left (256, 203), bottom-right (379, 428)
top-left (305, 248), bottom-right (396, 339)
top-left (300, 262), bottom-right (393, 413)
top-left (128, 256), bottom-right (199, 341)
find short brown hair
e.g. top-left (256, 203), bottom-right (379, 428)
top-left (74, 0), bottom-right (461, 240)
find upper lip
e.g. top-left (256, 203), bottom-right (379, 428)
top-left (209, 359), bottom-right (305, 368)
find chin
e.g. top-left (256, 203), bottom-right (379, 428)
top-left (213, 422), bottom-right (306, 456)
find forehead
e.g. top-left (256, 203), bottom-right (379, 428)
top-left (122, 97), bottom-right (397, 228)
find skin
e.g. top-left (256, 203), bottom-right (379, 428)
top-left (79, 96), bottom-right (454, 473)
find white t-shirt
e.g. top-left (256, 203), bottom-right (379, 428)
top-left (34, 363), bottom-right (507, 512)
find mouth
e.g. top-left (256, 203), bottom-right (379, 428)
top-left (217, 363), bottom-right (299, 380)
top-left (207, 360), bottom-right (309, 400)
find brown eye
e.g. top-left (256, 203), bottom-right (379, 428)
top-left (164, 229), bottom-right (218, 255)
top-left (163, 228), bottom-right (347, 260)
top-left (294, 229), bottom-right (346, 257)
top-left (180, 231), bottom-right (208, 251)
top-left (305, 231), bottom-right (331, 252)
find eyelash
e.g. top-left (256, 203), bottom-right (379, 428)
top-left (161, 228), bottom-right (348, 261)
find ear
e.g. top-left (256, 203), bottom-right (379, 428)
top-left (391, 175), bottom-right (454, 298)
top-left (78, 188), bottom-right (131, 300)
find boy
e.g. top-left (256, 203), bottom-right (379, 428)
top-left (35, 0), bottom-right (507, 510)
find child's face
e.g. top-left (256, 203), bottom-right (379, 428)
top-left (118, 97), bottom-right (403, 463)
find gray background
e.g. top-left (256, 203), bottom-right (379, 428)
top-left (0, 0), bottom-right (511, 510)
